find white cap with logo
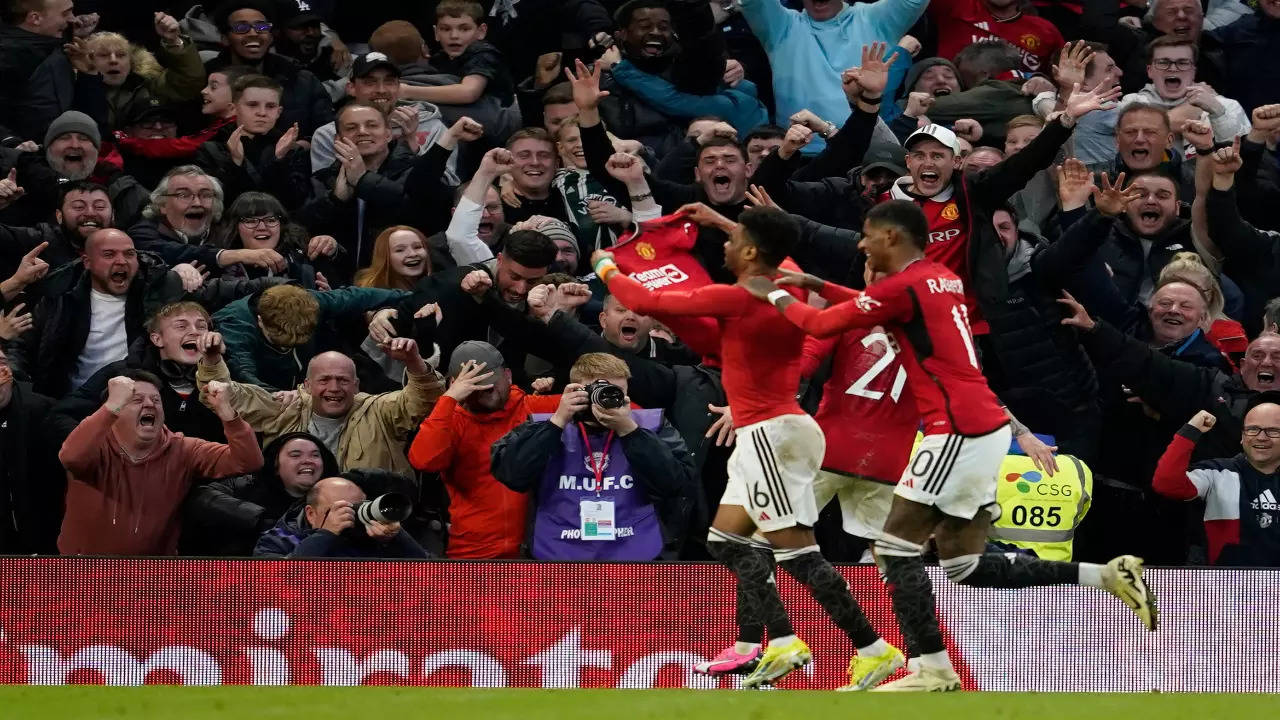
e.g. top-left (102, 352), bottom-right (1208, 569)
top-left (904, 124), bottom-right (962, 154)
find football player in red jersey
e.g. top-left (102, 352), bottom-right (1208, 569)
top-left (743, 200), bottom-right (1159, 691)
top-left (804, 266), bottom-right (918, 551)
top-left (591, 205), bottom-right (896, 690)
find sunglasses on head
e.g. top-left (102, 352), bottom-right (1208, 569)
top-left (229, 21), bottom-right (273, 34)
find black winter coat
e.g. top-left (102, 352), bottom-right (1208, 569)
top-left (182, 431), bottom-right (341, 556)
top-left (1209, 9), bottom-right (1280, 114)
top-left (193, 124), bottom-right (314, 211)
top-left (0, 25), bottom-right (106, 144)
top-left (0, 381), bottom-right (62, 554)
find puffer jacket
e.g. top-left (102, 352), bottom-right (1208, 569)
top-left (195, 356), bottom-right (444, 477)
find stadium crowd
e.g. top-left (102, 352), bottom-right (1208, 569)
top-left (0, 0), bottom-right (1278, 568)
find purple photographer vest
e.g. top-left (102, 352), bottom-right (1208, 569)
top-left (529, 410), bottom-right (666, 561)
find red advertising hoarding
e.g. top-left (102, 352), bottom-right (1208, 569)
top-left (0, 559), bottom-right (1275, 691)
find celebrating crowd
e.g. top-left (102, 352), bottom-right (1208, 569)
top-left (0, 0), bottom-right (1278, 571)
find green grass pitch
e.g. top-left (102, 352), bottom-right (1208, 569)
top-left (0, 687), bottom-right (1268, 719)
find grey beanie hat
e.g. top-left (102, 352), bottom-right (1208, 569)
top-left (44, 111), bottom-right (102, 149)
top-left (901, 57), bottom-right (960, 99)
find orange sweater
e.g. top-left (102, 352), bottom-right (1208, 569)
top-left (408, 389), bottom-right (561, 559)
top-left (57, 406), bottom-right (264, 556)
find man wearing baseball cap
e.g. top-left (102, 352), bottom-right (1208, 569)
top-left (883, 78), bottom-right (1118, 333)
top-left (309, 51), bottom-right (452, 176)
top-left (407, 340), bottom-right (562, 559)
top-left (273, 0), bottom-right (350, 93)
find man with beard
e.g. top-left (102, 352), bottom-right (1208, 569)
top-left (130, 165), bottom-right (287, 276)
top-left (0, 347), bottom-right (61, 554)
top-left (6, 111), bottom-right (150, 230)
top-left (204, 1), bottom-right (333, 136)
top-left (8, 229), bottom-right (145, 398)
top-left (308, 52), bottom-right (450, 176)
top-left (590, 0), bottom-right (728, 158)
top-left (0, 0), bottom-right (86, 146)
top-left (49, 302), bottom-right (230, 445)
top-left (741, 0), bottom-right (927, 154)
top-left (380, 229), bottom-right (557, 384)
top-left (197, 333), bottom-right (443, 477)
top-left (884, 56), bottom-right (960, 129)
top-left (0, 181), bottom-right (112, 280)
top-left (253, 475), bottom-right (430, 558)
top-left (57, 370), bottom-right (263, 555)
top-left (408, 341), bottom-right (561, 559)
top-left (271, 0), bottom-right (350, 100)
top-left (1153, 396), bottom-right (1280, 567)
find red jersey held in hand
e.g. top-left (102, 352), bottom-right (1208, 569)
top-left (609, 214), bottom-right (720, 359)
top-left (928, 0), bottom-right (1065, 73)
top-left (782, 258), bottom-right (1008, 437)
top-left (802, 328), bottom-right (919, 484)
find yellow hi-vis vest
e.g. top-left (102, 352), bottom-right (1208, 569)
top-left (990, 453), bottom-right (1093, 561)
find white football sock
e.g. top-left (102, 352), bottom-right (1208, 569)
top-left (735, 641), bottom-right (761, 655)
top-left (1078, 563), bottom-right (1105, 588)
top-left (917, 650), bottom-right (954, 671)
top-left (857, 638), bottom-right (890, 657)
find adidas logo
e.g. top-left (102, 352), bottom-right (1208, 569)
top-left (1253, 488), bottom-right (1279, 511)
top-left (758, 511), bottom-right (771, 521)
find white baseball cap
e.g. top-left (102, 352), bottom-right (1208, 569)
top-left (904, 124), bottom-right (962, 154)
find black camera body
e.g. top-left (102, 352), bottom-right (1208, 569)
top-left (576, 380), bottom-right (627, 422)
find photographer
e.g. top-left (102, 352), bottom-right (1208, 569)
top-left (491, 353), bottom-right (698, 560)
top-left (253, 476), bottom-right (429, 559)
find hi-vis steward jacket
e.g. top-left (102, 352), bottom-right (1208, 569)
top-left (991, 448), bottom-right (1093, 562)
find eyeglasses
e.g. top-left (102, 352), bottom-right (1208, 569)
top-left (163, 190), bottom-right (217, 202)
top-left (229, 21), bottom-right (273, 34)
top-left (1152, 58), bottom-right (1194, 71)
top-left (1243, 426), bottom-right (1280, 438)
top-left (238, 215), bottom-right (281, 228)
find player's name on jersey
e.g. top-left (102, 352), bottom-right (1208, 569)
top-left (926, 276), bottom-right (964, 295)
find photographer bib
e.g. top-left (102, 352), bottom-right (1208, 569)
top-left (529, 410), bottom-right (666, 561)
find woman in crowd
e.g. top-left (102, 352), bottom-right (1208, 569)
top-left (211, 192), bottom-right (340, 290)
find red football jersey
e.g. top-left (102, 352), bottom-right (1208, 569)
top-left (783, 259), bottom-right (1008, 437)
top-left (610, 214), bottom-right (721, 359)
top-left (928, 0), bottom-right (1065, 74)
top-left (803, 327), bottom-right (919, 484)
top-left (883, 183), bottom-right (986, 332)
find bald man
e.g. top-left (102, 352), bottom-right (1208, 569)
top-left (254, 476), bottom-right (430, 558)
top-left (9, 228), bottom-right (189, 398)
top-left (195, 333), bottom-right (444, 475)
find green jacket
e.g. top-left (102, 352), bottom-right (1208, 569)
top-left (924, 80), bottom-right (1034, 149)
top-left (213, 286), bottom-right (408, 392)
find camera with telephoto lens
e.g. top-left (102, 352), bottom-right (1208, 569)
top-left (353, 493), bottom-right (412, 526)
top-left (576, 380), bottom-right (627, 422)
